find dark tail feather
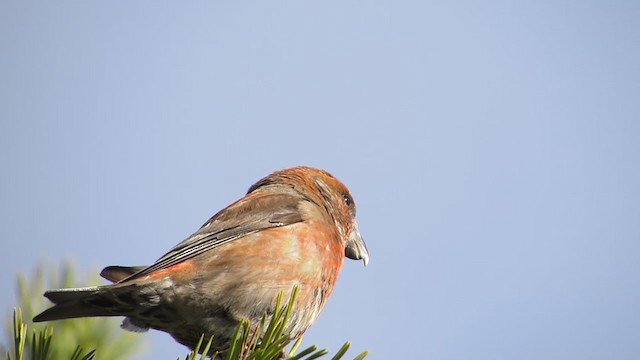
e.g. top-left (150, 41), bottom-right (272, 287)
top-left (33, 286), bottom-right (115, 322)
top-left (100, 265), bottom-right (147, 283)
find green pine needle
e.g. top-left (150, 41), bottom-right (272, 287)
top-left (3, 262), bottom-right (368, 360)
top-left (12, 309), bottom-right (26, 360)
top-left (330, 342), bottom-right (351, 360)
top-left (179, 285), bottom-right (367, 360)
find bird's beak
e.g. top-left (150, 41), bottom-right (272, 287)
top-left (345, 221), bottom-right (369, 266)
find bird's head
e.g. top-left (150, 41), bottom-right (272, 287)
top-left (251, 166), bottom-right (369, 266)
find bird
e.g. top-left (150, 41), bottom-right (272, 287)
top-left (33, 166), bottom-right (369, 353)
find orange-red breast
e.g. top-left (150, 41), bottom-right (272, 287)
top-left (33, 166), bottom-right (369, 352)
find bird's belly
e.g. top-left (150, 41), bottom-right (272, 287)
top-left (171, 222), bottom-right (343, 337)
top-left (136, 221), bottom-right (344, 350)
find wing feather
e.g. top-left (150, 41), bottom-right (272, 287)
top-left (121, 191), bottom-right (305, 282)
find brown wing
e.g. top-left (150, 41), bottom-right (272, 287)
top-left (120, 191), bottom-right (306, 282)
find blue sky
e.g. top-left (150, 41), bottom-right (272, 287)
top-left (1, 1), bottom-right (639, 359)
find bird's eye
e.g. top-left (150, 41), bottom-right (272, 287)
top-left (343, 193), bottom-right (352, 206)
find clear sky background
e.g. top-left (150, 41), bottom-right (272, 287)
top-left (1, 1), bottom-right (639, 359)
